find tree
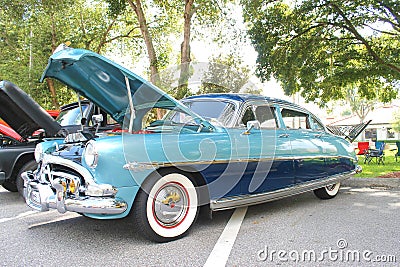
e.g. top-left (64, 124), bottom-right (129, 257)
top-left (199, 53), bottom-right (261, 94)
top-left (391, 110), bottom-right (400, 133)
top-left (0, 0), bottom-right (138, 109)
top-left (345, 84), bottom-right (377, 123)
top-left (242, 0), bottom-right (400, 105)
top-left (154, 0), bottom-right (230, 99)
top-left (107, 0), bottom-right (171, 85)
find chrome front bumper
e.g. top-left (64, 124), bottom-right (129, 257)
top-left (22, 166), bottom-right (127, 215)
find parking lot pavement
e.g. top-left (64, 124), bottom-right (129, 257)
top-left (228, 186), bottom-right (400, 266)
top-left (1, 185), bottom-right (399, 266)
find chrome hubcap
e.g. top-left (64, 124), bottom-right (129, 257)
top-left (153, 183), bottom-right (189, 227)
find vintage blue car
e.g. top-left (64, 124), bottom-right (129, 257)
top-left (23, 45), bottom-right (362, 242)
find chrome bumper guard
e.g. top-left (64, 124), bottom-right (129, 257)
top-left (22, 171), bottom-right (127, 215)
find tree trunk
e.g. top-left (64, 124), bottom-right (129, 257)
top-left (127, 0), bottom-right (160, 85)
top-left (46, 13), bottom-right (60, 109)
top-left (177, 0), bottom-right (194, 99)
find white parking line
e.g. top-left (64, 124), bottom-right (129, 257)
top-left (204, 207), bottom-right (248, 267)
top-left (28, 213), bottom-right (80, 228)
top-left (0, 210), bottom-right (38, 223)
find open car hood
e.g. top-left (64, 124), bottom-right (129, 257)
top-left (40, 46), bottom-right (207, 127)
top-left (0, 81), bottom-right (61, 139)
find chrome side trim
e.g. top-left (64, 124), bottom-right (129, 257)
top-left (124, 155), bottom-right (357, 171)
top-left (210, 171), bottom-right (355, 211)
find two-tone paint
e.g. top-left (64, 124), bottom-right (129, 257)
top-left (22, 46), bottom-right (361, 241)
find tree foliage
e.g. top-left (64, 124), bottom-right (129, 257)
top-left (1, 0), bottom-right (260, 109)
top-left (199, 54), bottom-right (261, 94)
top-left (242, 0), bottom-right (400, 105)
top-left (345, 84), bottom-right (378, 123)
top-left (0, 0), bottom-right (139, 109)
top-left (391, 110), bottom-right (400, 132)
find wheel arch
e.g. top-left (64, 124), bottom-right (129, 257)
top-left (10, 152), bottom-right (35, 180)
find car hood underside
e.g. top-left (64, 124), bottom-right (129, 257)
top-left (0, 81), bottom-right (61, 139)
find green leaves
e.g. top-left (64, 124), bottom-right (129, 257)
top-left (242, 0), bottom-right (400, 105)
top-left (0, 0), bottom-right (141, 109)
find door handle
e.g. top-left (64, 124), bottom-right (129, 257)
top-left (279, 133), bottom-right (289, 138)
top-left (314, 133), bottom-right (323, 138)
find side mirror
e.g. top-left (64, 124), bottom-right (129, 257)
top-left (243, 120), bottom-right (260, 135)
top-left (92, 114), bottom-right (104, 125)
top-left (92, 114), bottom-right (104, 135)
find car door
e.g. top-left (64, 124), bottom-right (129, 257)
top-left (234, 101), bottom-right (295, 194)
top-left (280, 107), bottom-right (328, 184)
top-left (312, 115), bottom-right (356, 176)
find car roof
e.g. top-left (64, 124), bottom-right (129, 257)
top-left (184, 93), bottom-right (307, 111)
top-left (60, 100), bottom-right (90, 111)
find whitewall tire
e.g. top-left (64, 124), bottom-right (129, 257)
top-left (314, 182), bottom-right (341, 199)
top-left (133, 171), bottom-right (199, 242)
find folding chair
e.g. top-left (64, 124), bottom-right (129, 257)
top-left (357, 141), bottom-right (369, 155)
top-left (364, 141), bottom-right (385, 165)
top-left (394, 141), bottom-right (400, 162)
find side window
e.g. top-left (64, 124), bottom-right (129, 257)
top-left (240, 107), bottom-right (256, 126)
top-left (281, 108), bottom-right (311, 129)
top-left (89, 107), bottom-right (118, 127)
top-left (239, 104), bottom-right (278, 129)
top-left (311, 116), bottom-right (325, 132)
top-left (254, 105), bottom-right (278, 129)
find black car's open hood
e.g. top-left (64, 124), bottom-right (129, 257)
top-left (0, 81), bottom-right (61, 139)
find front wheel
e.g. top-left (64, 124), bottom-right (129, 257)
top-left (314, 182), bottom-right (341, 199)
top-left (133, 171), bottom-right (199, 242)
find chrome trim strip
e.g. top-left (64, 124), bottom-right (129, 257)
top-left (210, 171), bottom-right (355, 211)
top-left (124, 155), bottom-right (356, 170)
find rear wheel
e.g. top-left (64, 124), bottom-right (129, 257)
top-left (314, 182), bottom-right (341, 199)
top-left (133, 171), bottom-right (199, 242)
top-left (16, 160), bottom-right (37, 197)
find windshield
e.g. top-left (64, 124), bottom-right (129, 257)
top-left (182, 100), bottom-right (236, 127)
top-left (57, 104), bottom-right (89, 126)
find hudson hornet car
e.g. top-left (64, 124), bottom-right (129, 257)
top-left (23, 45), bottom-right (362, 242)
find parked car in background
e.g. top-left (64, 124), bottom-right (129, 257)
top-left (24, 46), bottom-right (362, 242)
top-left (0, 80), bottom-right (118, 196)
top-left (0, 110), bottom-right (59, 142)
top-left (0, 123), bottom-right (23, 143)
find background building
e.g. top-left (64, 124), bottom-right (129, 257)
top-left (326, 105), bottom-right (399, 141)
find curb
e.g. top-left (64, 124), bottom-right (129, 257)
top-left (342, 177), bottom-right (400, 188)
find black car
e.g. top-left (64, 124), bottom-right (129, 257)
top-left (0, 80), bottom-right (118, 196)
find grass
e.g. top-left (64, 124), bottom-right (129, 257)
top-left (355, 149), bottom-right (400, 178)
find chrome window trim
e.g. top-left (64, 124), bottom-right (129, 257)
top-left (235, 100), bottom-right (281, 129)
top-left (181, 98), bottom-right (240, 128)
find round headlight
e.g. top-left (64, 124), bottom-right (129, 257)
top-left (34, 143), bottom-right (43, 163)
top-left (84, 140), bottom-right (98, 168)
